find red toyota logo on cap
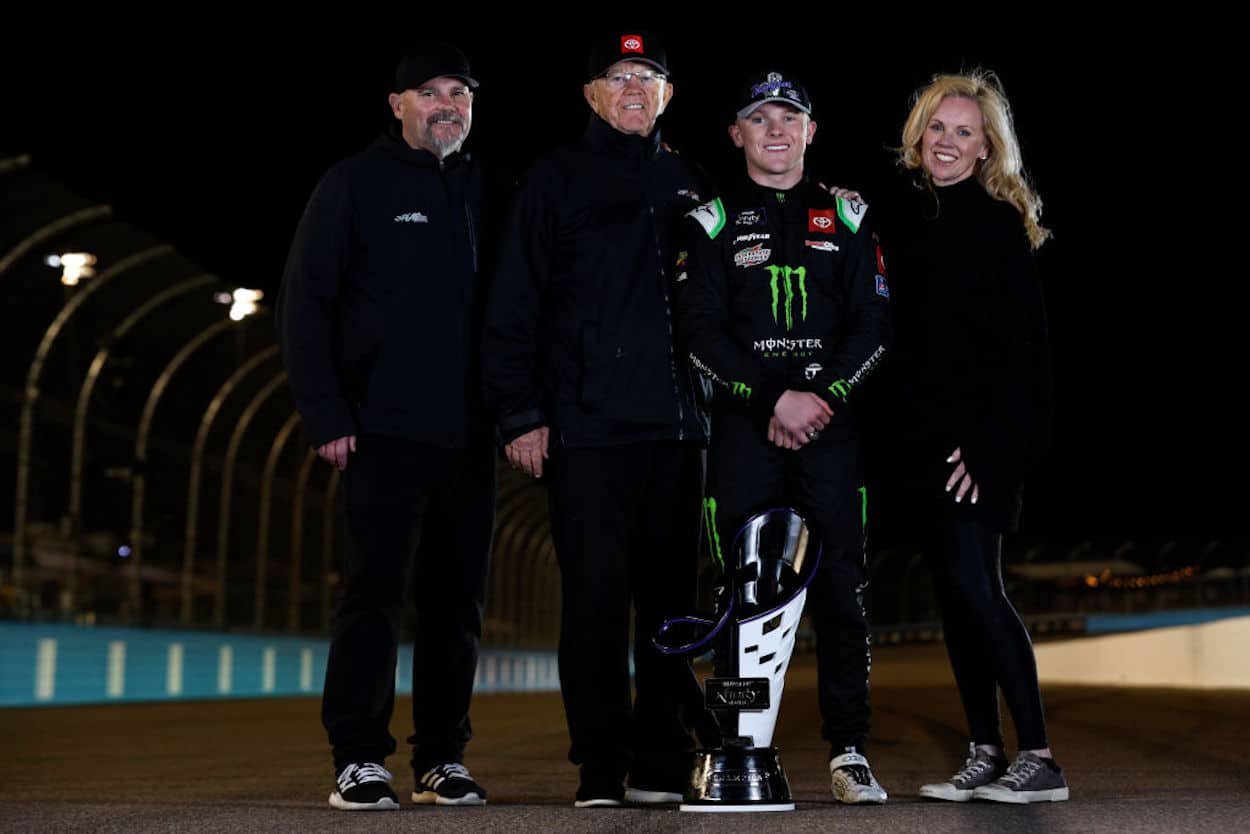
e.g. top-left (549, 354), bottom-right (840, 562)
top-left (809, 209), bottom-right (836, 234)
top-left (621, 35), bottom-right (644, 53)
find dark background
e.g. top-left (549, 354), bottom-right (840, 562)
top-left (2, 19), bottom-right (1229, 546)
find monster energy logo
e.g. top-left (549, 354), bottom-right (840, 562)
top-left (828, 379), bottom-right (850, 403)
top-left (753, 337), bottom-right (822, 352)
top-left (823, 344), bottom-right (886, 406)
top-left (704, 497), bottom-right (724, 570)
top-left (765, 265), bottom-right (807, 331)
top-left (731, 381), bottom-right (752, 400)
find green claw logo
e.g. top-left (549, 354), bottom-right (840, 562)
top-left (703, 497), bottom-right (724, 569)
top-left (828, 379), bottom-right (850, 402)
top-left (764, 265), bottom-right (808, 331)
top-left (731, 381), bottom-right (752, 400)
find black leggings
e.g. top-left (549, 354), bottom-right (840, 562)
top-left (927, 516), bottom-right (1048, 751)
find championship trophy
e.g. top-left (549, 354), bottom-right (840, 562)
top-left (654, 508), bottom-right (820, 812)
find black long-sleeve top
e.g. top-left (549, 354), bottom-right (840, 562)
top-left (880, 175), bottom-right (1053, 531)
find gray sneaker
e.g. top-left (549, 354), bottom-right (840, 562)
top-left (919, 744), bottom-right (1008, 802)
top-left (972, 751), bottom-right (1069, 803)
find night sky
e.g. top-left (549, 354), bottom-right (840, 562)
top-left (3, 20), bottom-right (1230, 546)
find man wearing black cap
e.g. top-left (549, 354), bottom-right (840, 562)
top-left (277, 42), bottom-right (492, 811)
top-left (677, 70), bottom-right (892, 804)
top-left (481, 32), bottom-right (712, 807)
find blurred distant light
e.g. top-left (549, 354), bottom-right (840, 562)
top-left (117, 545), bottom-right (132, 558)
top-left (1083, 564), bottom-right (1199, 590)
top-left (49, 252), bottom-right (97, 286)
top-left (228, 287), bottom-right (264, 321)
top-left (213, 291), bottom-right (234, 304)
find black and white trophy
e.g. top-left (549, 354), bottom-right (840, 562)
top-left (655, 508), bottom-right (820, 812)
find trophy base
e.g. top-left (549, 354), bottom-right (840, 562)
top-left (679, 746), bottom-right (795, 812)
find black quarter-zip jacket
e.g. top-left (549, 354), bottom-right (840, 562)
top-left (481, 115), bottom-right (709, 448)
top-left (276, 127), bottom-right (486, 448)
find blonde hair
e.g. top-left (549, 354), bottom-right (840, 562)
top-left (899, 69), bottom-right (1050, 249)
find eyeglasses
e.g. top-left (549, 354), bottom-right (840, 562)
top-left (598, 70), bottom-right (667, 89)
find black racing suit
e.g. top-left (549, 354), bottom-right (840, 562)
top-left (678, 177), bottom-right (890, 754)
top-left (277, 127), bottom-right (494, 775)
top-left (481, 115), bottom-right (710, 792)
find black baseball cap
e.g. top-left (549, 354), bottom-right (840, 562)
top-left (736, 70), bottom-right (812, 119)
top-left (586, 31), bottom-right (669, 80)
top-left (394, 41), bottom-right (478, 92)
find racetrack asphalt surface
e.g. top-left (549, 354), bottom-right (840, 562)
top-left (4, 643), bottom-right (1248, 833)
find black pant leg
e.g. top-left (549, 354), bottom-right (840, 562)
top-left (704, 416), bottom-right (786, 737)
top-left (931, 515), bottom-right (1048, 750)
top-left (629, 443), bottom-right (706, 781)
top-left (926, 518), bottom-right (1005, 749)
top-left (793, 438), bottom-right (872, 754)
top-left (704, 416), bottom-right (787, 571)
top-left (407, 444), bottom-right (496, 773)
top-left (323, 435), bottom-right (428, 770)
top-left (548, 446), bottom-right (635, 779)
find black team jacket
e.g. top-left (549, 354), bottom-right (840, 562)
top-left (481, 114), bottom-right (709, 448)
top-left (276, 127), bottom-right (486, 449)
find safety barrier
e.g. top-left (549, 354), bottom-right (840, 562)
top-left (0, 622), bottom-right (559, 707)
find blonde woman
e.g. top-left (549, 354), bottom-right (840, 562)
top-left (884, 70), bottom-right (1066, 804)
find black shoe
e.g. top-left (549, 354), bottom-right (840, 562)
top-left (413, 763), bottom-right (487, 806)
top-left (329, 763), bottom-right (399, 810)
top-left (626, 758), bottom-right (688, 804)
top-left (624, 785), bottom-right (683, 804)
top-left (575, 782), bottom-right (625, 808)
top-left (575, 767), bottom-right (625, 808)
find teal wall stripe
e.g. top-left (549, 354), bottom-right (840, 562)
top-left (0, 623), bottom-right (559, 707)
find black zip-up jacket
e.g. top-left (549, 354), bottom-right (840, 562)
top-left (276, 127), bottom-right (485, 448)
top-left (679, 178), bottom-right (891, 438)
top-left (481, 115), bottom-right (709, 448)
